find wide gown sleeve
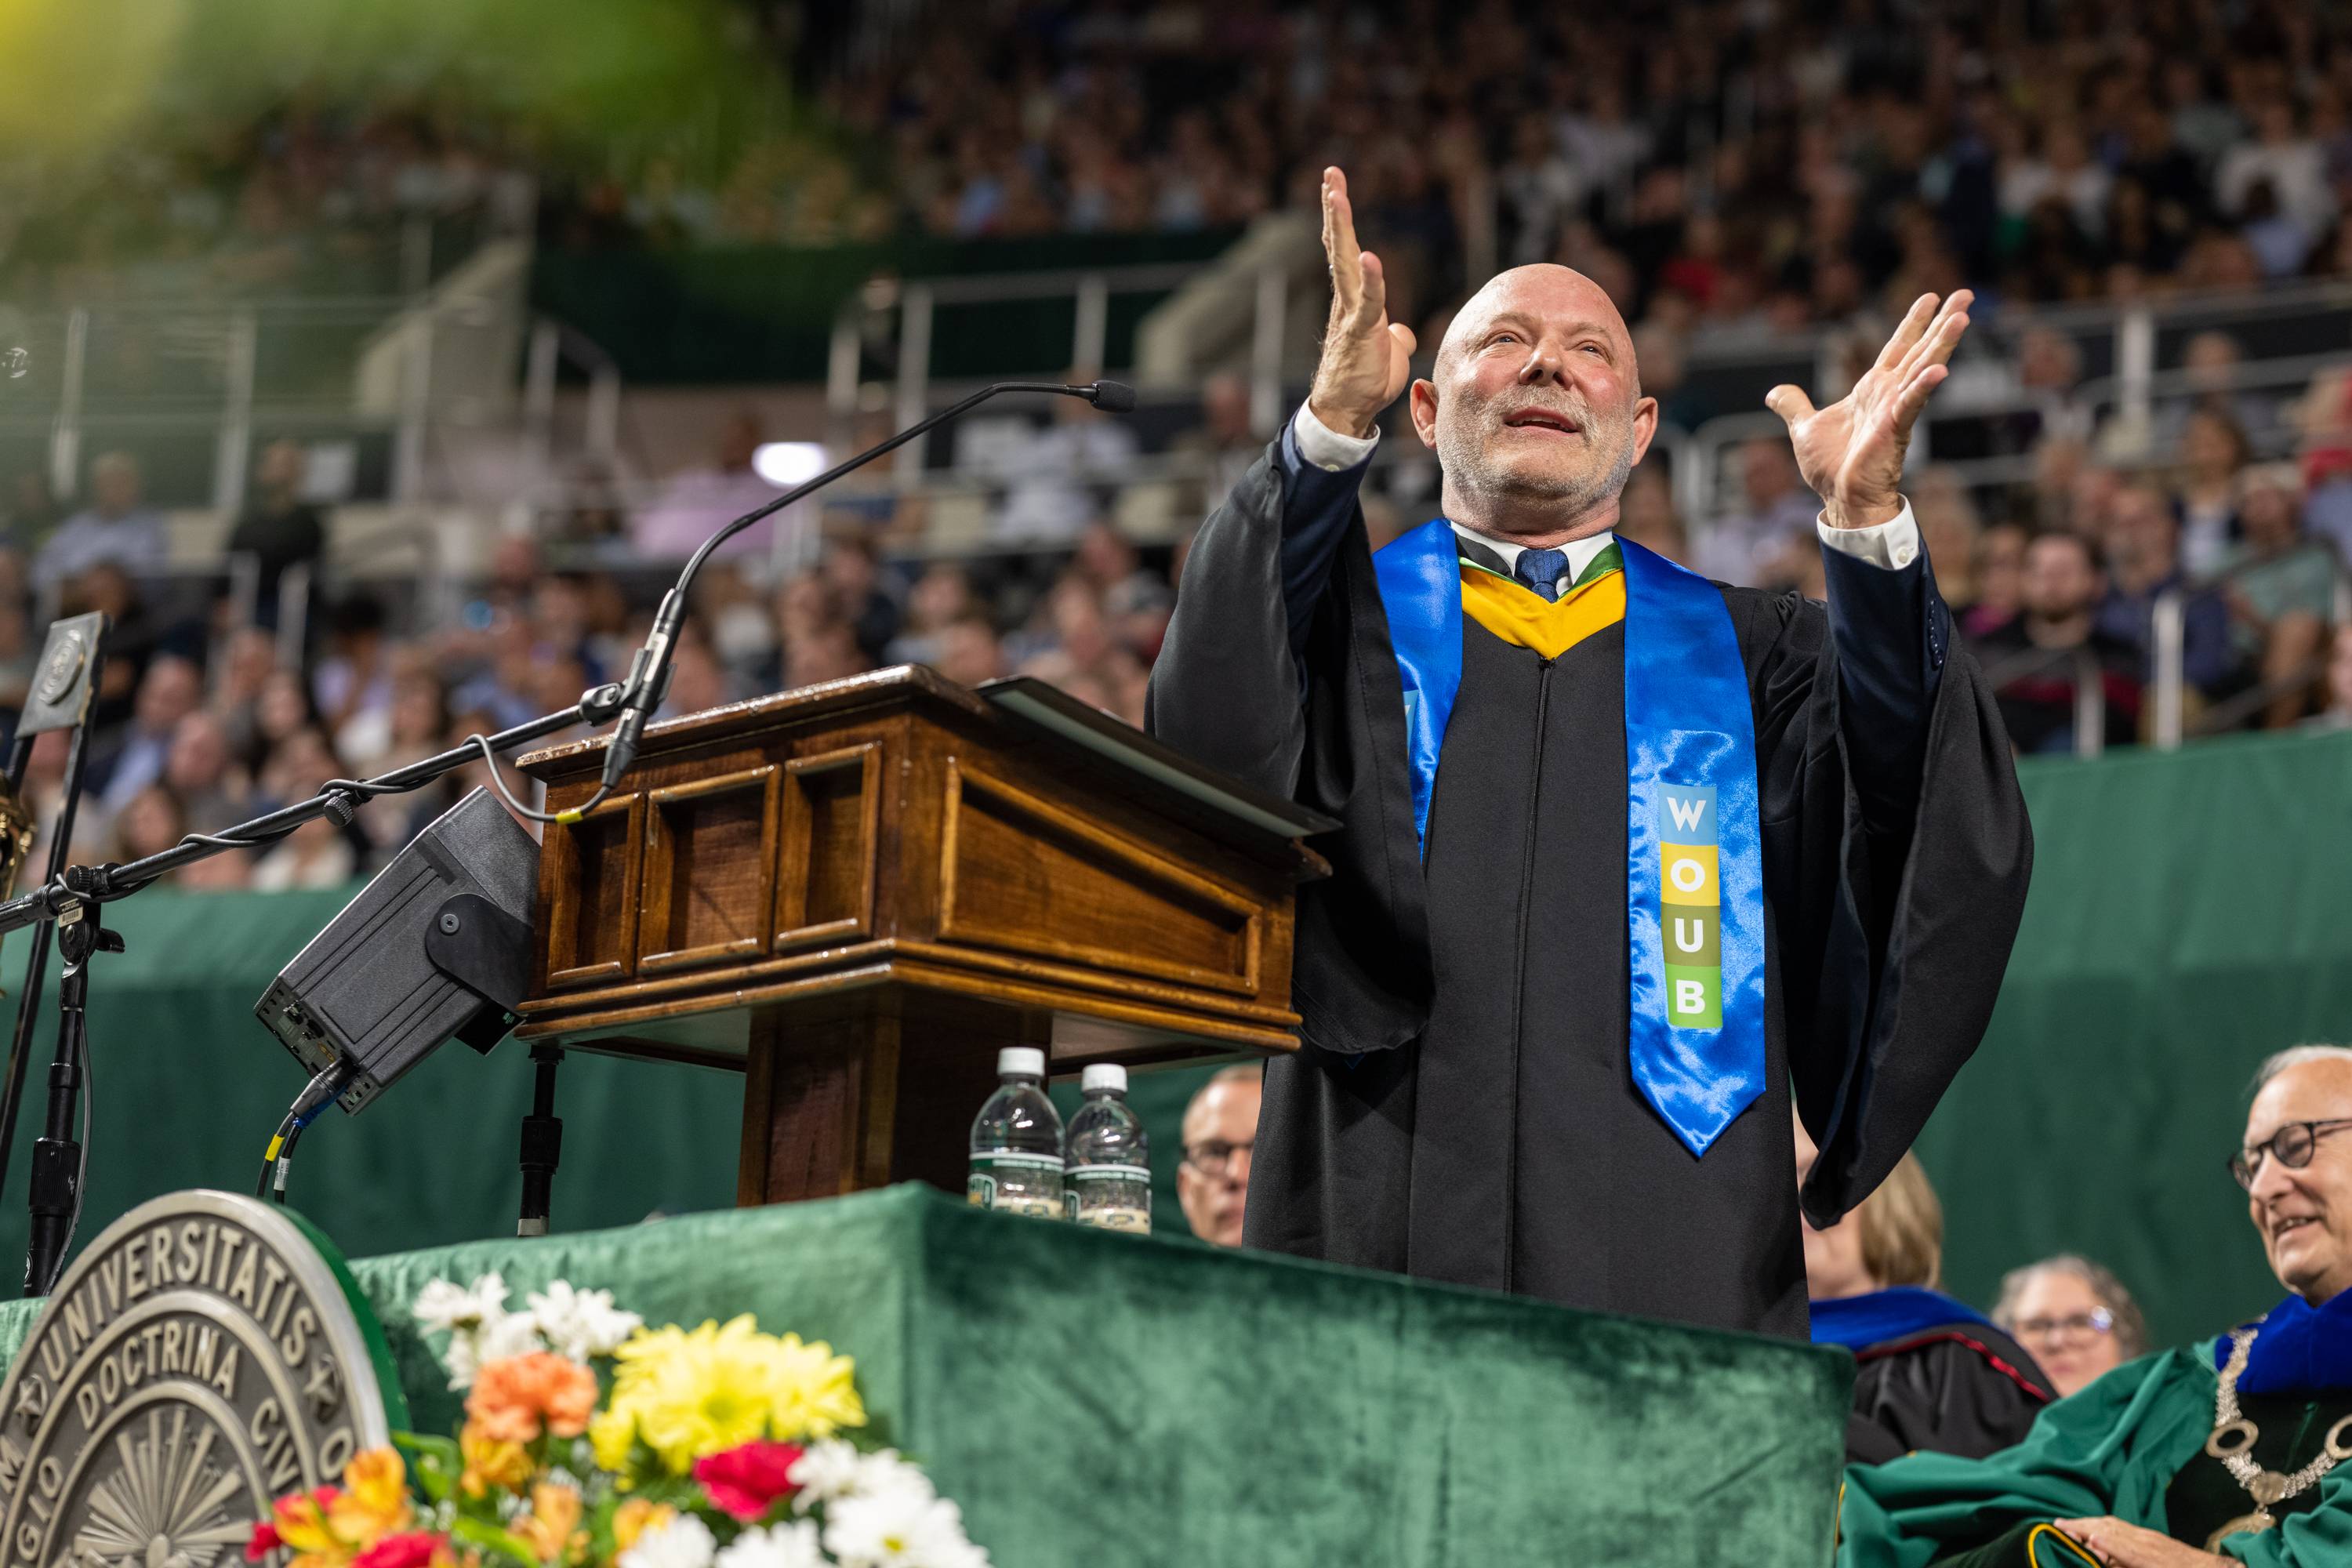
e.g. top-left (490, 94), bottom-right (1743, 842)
top-left (1148, 428), bottom-right (1432, 1057)
top-left (1837, 1351), bottom-right (2197, 1568)
top-left (1740, 539), bottom-right (2034, 1227)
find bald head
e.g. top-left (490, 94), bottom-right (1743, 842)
top-left (1435, 265), bottom-right (1638, 387)
top-left (1410, 265), bottom-right (1656, 549)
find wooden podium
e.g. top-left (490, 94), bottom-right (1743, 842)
top-left (514, 666), bottom-right (1330, 1206)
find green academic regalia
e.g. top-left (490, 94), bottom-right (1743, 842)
top-left (1838, 1344), bottom-right (2352, 1566)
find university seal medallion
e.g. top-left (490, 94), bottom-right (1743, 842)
top-left (0, 1189), bottom-right (403, 1566)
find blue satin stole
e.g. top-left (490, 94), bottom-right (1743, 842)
top-left (1370, 519), bottom-right (1766, 1157)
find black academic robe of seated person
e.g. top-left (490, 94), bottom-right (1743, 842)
top-left (1815, 1288), bottom-right (2057, 1465)
top-left (1147, 434), bottom-right (2032, 1339)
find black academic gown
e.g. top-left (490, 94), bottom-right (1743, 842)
top-left (1147, 435), bottom-right (2032, 1338)
top-left (1847, 1324), bottom-right (2056, 1465)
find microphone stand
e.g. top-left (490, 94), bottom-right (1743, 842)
top-left (0, 652), bottom-right (102, 1207)
top-left (0, 377), bottom-right (1134, 1279)
top-left (9, 624), bottom-right (107, 1297)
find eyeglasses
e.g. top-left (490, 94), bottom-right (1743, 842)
top-left (1182, 1138), bottom-right (1254, 1178)
top-left (2014, 1307), bottom-right (2115, 1345)
top-left (2229, 1119), bottom-right (2352, 1189)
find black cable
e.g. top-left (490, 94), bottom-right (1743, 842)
top-left (254, 1058), bottom-right (355, 1205)
top-left (268, 1119), bottom-right (309, 1206)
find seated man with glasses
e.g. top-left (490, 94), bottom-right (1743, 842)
top-left (1177, 1065), bottom-right (1261, 1247)
top-left (1840, 1045), bottom-right (2352, 1567)
top-left (1994, 1256), bottom-right (2152, 1399)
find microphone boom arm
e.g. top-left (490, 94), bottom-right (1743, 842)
top-left (595, 377), bottom-right (1133, 795)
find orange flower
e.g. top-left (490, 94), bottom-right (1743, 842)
top-left (512, 1481), bottom-right (587, 1565)
top-left (270, 1486), bottom-right (347, 1568)
top-left (326, 1448), bottom-right (414, 1545)
top-left (457, 1421), bottom-right (535, 1498)
top-left (465, 1351), bottom-right (598, 1444)
top-left (609, 1498), bottom-right (676, 1555)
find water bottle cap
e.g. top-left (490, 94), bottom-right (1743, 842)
top-left (997, 1046), bottom-right (1046, 1079)
top-left (1081, 1063), bottom-right (1127, 1094)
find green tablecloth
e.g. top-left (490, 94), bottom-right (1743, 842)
top-left (0, 1184), bottom-right (1849, 1566)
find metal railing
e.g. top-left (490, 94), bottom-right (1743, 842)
top-left (1675, 279), bottom-right (2352, 528)
top-left (3, 298), bottom-right (413, 510)
top-left (1977, 643), bottom-right (2111, 760)
top-left (2147, 541), bottom-right (2352, 749)
top-left (829, 262), bottom-right (1210, 474)
top-left (1984, 541), bottom-right (2352, 757)
top-left (521, 317), bottom-right (624, 477)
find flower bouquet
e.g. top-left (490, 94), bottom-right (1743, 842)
top-left (246, 1274), bottom-right (989, 1568)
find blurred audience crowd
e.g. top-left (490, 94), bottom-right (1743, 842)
top-left (830, 0), bottom-right (2352, 327)
top-left (0, 419), bottom-right (1177, 892)
top-left (24, 0), bottom-right (2352, 320)
top-left (0, 105), bottom-right (539, 303)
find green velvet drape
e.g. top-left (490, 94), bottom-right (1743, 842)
top-left (0, 1186), bottom-right (1851, 1566)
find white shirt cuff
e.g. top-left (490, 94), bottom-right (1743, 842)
top-left (1290, 403), bottom-right (1381, 471)
top-left (1815, 501), bottom-right (1921, 570)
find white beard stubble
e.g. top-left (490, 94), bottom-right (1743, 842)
top-left (1436, 401), bottom-right (1639, 534)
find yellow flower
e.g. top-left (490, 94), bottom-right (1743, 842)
top-left (514, 1481), bottom-right (587, 1565)
top-left (588, 1405), bottom-right (638, 1473)
top-left (766, 1333), bottom-right (865, 1441)
top-left (598, 1316), bottom-right (803, 1472)
top-left (609, 1498), bottom-right (675, 1555)
top-left (458, 1421), bottom-right (535, 1498)
top-left (325, 1447), bottom-right (412, 1545)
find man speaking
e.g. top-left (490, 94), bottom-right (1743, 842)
top-left (1149, 168), bottom-right (2032, 1339)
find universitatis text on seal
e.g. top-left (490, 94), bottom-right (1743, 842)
top-left (0, 1189), bottom-right (401, 1566)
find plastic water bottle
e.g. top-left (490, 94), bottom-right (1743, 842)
top-left (967, 1047), bottom-right (1065, 1219)
top-left (1065, 1063), bottom-right (1151, 1233)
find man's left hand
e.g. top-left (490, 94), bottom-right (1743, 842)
top-left (2053, 1515), bottom-right (2230, 1567)
top-left (1766, 291), bottom-right (1973, 531)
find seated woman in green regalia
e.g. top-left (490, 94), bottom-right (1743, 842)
top-left (1839, 1045), bottom-right (2352, 1568)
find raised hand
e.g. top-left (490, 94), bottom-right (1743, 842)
top-left (1305, 167), bottom-right (1417, 440)
top-left (1765, 290), bottom-right (1973, 530)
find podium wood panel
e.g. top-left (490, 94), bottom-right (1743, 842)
top-left (515, 667), bottom-right (1321, 1205)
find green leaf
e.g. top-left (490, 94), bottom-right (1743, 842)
top-left (393, 1432), bottom-right (462, 1506)
top-left (448, 1512), bottom-right (546, 1566)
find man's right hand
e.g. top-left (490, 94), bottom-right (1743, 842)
top-left (1305, 167), bottom-right (1417, 441)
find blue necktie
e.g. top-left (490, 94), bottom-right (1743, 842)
top-left (1514, 547), bottom-right (1570, 601)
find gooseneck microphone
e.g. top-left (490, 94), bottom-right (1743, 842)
top-left (594, 379), bottom-right (1135, 798)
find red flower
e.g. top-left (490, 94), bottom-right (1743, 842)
top-left (243, 1519), bottom-right (282, 1563)
top-left (353, 1531), bottom-right (453, 1568)
top-left (694, 1440), bottom-right (806, 1522)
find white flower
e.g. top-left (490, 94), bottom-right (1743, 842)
top-left (412, 1272), bottom-right (509, 1335)
top-left (789, 1442), bottom-right (932, 1514)
top-left (526, 1279), bottom-right (643, 1359)
top-left (477, 1308), bottom-right (548, 1363)
top-left (714, 1520), bottom-right (827, 1568)
top-left (440, 1331), bottom-right (484, 1392)
top-left (416, 1272), bottom-right (515, 1390)
top-left (824, 1491), bottom-right (986, 1568)
top-left (619, 1515), bottom-right (717, 1568)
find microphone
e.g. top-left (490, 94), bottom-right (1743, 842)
top-left (596, 378), bottom-right (1135, 797)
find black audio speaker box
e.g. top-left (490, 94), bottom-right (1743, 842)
top-left (254, 786), bottom-right (539, 1113)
